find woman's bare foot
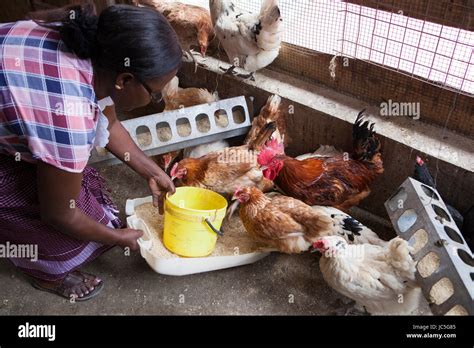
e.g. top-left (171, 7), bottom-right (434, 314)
top-left (32, 270), bottom-right (103, 301)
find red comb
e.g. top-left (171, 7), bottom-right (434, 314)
top-left (416, 156), bottom-right (424, 166)
top-left (313, 240), bottom-right (326, 250)
top-left (233, 185), bottom-right (242, 194)
top-left (257, 139), bottom-right (284, 166)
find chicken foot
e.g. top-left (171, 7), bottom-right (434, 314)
top-left (219, 65), bottom-right (256, 81)
top-left (183, 49), bottom-right (200, 73)
top-left (331, 298), bottom-right (368, 316)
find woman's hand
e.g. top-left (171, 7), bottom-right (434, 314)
top-left (105, 114), bottom-right (176, 212)
top-left (116, 228), bottom-right (144, 251)
top-left (148, 168), bottom-right (176, 214)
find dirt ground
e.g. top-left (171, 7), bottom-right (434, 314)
top-left (0, 163), bottom-right (431, 315)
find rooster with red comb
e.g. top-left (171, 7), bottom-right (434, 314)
top-left (257, 110), bottom-right (384, 212)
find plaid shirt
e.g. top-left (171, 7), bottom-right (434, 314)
top-left (0, 20), bottom-right (99, 173)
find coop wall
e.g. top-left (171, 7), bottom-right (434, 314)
top-left (1, 0), bottom-right (472, 226)
top-left (176, 60), bottom-right (474, 222)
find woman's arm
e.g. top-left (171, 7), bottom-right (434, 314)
top-left (105, 112), bottom-right (175, 213)
top-left (37, 161), bottom-right (142, 249)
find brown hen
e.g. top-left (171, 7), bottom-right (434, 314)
top-left (244, 94), bottom-right (288, 146)
top-left (233, 187), bottom-right (333, 254)
top-left (140, 0), bottom-right (214, 56)
top-left (170, 122), bottom-right (276, 196)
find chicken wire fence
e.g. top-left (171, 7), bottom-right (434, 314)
top-left (339, 0), bottom-right (474, 97)
top-left (239, 0), bottom-right (473, 97)
top-left (184, 0), bottom-right (474, 97)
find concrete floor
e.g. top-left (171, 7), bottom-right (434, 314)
top-left (0, 164), bottom-right (429, 315)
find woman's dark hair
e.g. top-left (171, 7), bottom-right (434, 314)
top-left (29, 2), bottom-right (182, 81)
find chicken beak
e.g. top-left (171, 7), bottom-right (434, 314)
top-left (226, 199), bottom-right (240, 220)
top-left (260, 165), bottom-right (269, 171)
top-left (200, 46), bottom-right (207, 57)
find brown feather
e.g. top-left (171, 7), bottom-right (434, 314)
top-left (238, 187), bottom-right (333, 254)
top-left (275, 154), bottom-right (380, 211)
top-left (140, 0), bottom-right (215, 52)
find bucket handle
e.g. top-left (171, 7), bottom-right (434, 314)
top-left (204, 218), bottom-right (224, 236)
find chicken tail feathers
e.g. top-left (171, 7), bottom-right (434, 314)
top-left (352, 110), bottom-right (381, 162)
top-left (248, 121), bottom-right (277, 151)
top-left (266, 94), bottom-right (281, 113)
top-left (257, 0), bottom-right (283, 45)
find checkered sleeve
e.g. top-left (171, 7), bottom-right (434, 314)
top-left (0, 21), bottom-right (99, 173)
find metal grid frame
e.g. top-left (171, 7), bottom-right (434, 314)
top-left (338, 0), bottom-right (474, 97)
top-left (179, 0), bottom-right (473, 135)
top-left (234, 0), bottom-right (474, 97)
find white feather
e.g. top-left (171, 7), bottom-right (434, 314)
top-left (311, 206), bottom-right (388, 247)
top-left (318, 236), bottom-right (421, 315)
top-left (183, 139), bottom-right (229, 158)
top-left (296, 145), bottom-right (342, 161)
top-left (210, 0), bottom-right (283, 72)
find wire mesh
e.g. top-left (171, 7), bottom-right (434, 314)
top-left (233, 0), bottom-right (474, 96)
top-left (181, 0), bottom-right (473, 135)
top-left (338, 0), bottom-right (474, 96)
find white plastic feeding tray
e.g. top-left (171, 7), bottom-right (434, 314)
top-left (126, 196), bottom-right (270, 276)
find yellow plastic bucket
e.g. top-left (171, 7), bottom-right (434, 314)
top-left (163, 187), bottom-right (228, 257)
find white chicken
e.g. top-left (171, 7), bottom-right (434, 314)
top-left (209, 0), bottom-right (283, 73)
top-left (311, 206), bottom-right (387, 247)
top-left (313, 236), bottom-right (421, 315)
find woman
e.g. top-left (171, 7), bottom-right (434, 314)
top-left (0, 3), bottom-right (182, 300)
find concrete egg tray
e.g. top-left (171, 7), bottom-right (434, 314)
top-left (125, 196), bottom-right (270, 276)
top-left (385, 177), bottom-right (474, 315)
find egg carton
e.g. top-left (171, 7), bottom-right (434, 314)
top-left (385, 177), bottom-right (474, 315)
top-left (88, 96), bottom-right (252, 167)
